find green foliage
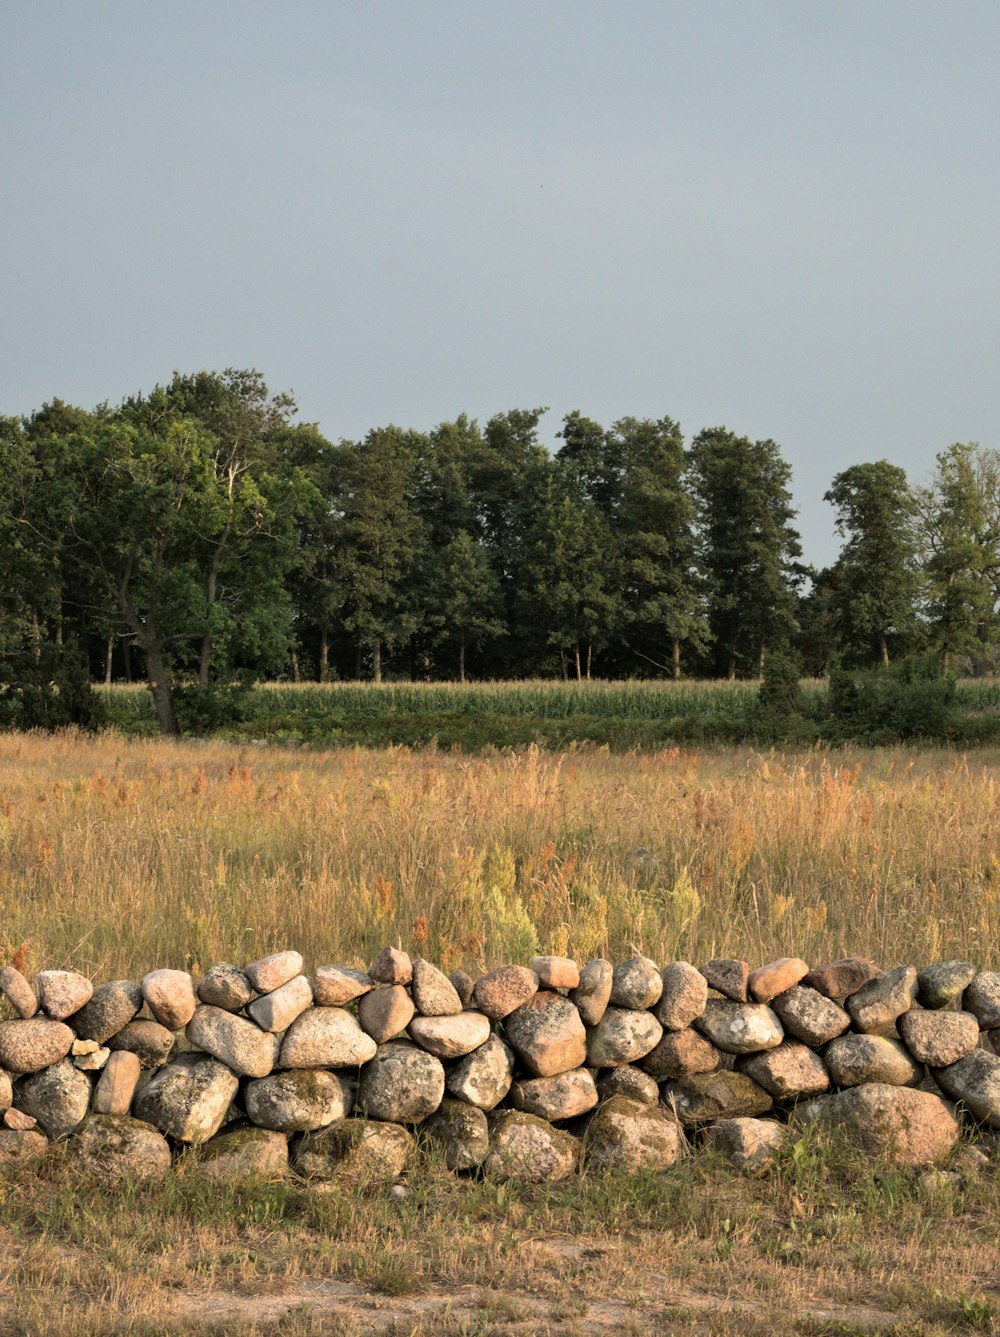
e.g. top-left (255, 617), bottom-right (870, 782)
top-left (688, 427), bottom-right (802, 677)
top-left (0, 640), bottom-right (106, 732)
top-left (6, 370), bottom-right (1000, 711)
top-left (171, 680), bottom-right (257, 735)
top-left (825, 460), bottom-right (920, 666)
top-left (826, 656), bottom-right (959, 741)
top-left (757, 649), bottom-right (804, 718)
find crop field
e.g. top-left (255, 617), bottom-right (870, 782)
top-left (4, 728), bottom-right (1000, 1335)
top-left (94, 674), bottom-right (1000, 751)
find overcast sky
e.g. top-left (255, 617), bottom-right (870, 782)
top-left (3, 1), bottom-right (998, 566)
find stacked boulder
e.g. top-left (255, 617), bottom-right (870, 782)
top-left (0, 947), bottom-right (997, 1183)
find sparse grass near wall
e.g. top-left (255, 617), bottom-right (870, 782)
top-left (2, 731), bottom-right (999, 980)
top-left (3, 1128), bottom-right (1000, 1335)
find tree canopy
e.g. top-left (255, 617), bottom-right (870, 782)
top-left (1, 368), bottom-right (996, 734)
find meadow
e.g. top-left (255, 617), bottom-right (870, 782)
top-left (5, 726), bottom-right (1000, 1335)
top-left (3, 728), bottom-right (999, 991)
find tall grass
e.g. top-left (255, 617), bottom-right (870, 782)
top-left (2, 731), bottom-right (999, 982)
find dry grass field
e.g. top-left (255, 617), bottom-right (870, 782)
top-left (2, 730), bottom-right (999, 980)
top-left (4, 729), bottom-right (1000, 1336)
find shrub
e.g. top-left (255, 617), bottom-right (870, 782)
top-left (825, 656), bottom-right (959, 741)
top-left (0, 639), bottom-right (107, 732)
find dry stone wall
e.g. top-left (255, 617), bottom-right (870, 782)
top-left (1, 948), bottom-right (998, 1183)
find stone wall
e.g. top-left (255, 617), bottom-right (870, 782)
top-left (0, 949), bottom-right (996, 1182)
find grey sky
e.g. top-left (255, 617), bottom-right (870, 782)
top-left (3, 1), bottom-right (998, 567)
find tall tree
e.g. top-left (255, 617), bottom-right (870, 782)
top-left (556, 410), bottom-right (622, 520)
top-left (332, 426), bottom-right (423, 682)
top-left (431, 530), bottom-right (503, 682)
top-left (915, 443), bottom-right (999, 671)
top-left (824, 461), bottom-right (920, 667)
top-left (688, 428), bottom-right (802, 677)
top-left (611, 415), bottom-right (707, 679)
top-left (521, 473), bottom-right (617, 679)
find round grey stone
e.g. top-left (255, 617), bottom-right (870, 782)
top-left (72, 1114), bottom-right (171, 1179)
top-left (584, 1096), bottom-right (686, 1173)
top-left (694, 1001), bottom-right (783, 1055)
top-left (900, 1009), bottom-right (979, 1067)
top-left (408, 1011), bottom-right (491, 1059)
top-left (357, 1042), bottom-right (445, 1123)
top-left (964, 973), bottom-right (1000, 1029)
top-left (917, 960), bottom-right (977, 1010)
top-left (411, 959), bottom-right (463, 1017)
top-left (655, 962), bottom-right (708, 1031)
top-left (106, 1020), bottom-right (175, 1069)
top-left (705, 1117), bottom-right (786, 1171)
top-left (445, 1034), bottom-right (514, 1110)
top-left (245, 1069), bottom-right (352, 1132)
top-left (133, 1053), bottom-right (239, 1144)
top-left (294, 1117), bottom-right (413, 1182)
top-left (200, 1125), bottom-right (289, 1180)
top-left (14, 1059), bottom-right (91, 1139)
top-left (738, 1042), bottom-right (830, 1099)
top-left (511, 1068), bottom-right (599, 1121)
top-left (422, 1097), bottom-right (490, 1171)
top-left (36, 970), bottom-right (93, 1021)
top-left (187, 1005), bottom-right (280, 1079)
top-left (824, 1033), bottom-right (922, 1088)
top-left (279, 1008), bottom-right (378, 1070)
top-left (482, 1111), bottom-right (578, 1183)
top-left (71, 981), bottom-right (142, 1045)
top-left (772, 985), bottom-right (850, 1047)
top-left (933, 1049), bottom-right (1000, 1127)
top-left (596, 1065), bottom-right (659, 1105)
top-left (587, 1007), bottom-right (663, 1068)
top-left (198, 963), bottom-right (254, 1012)
top-left (244, 951), bottom-right (303, 994)
top-left (609, 956), bottom-right (662, 1010)
top-left (662, 1070), bottom-right (773, 1126)
top-left (845, 965), bottom-right (918, 1035)
top-left (0, 1019), bottom-right (74, 1074)
top-left (569, 959), bottom-right (613, 1026)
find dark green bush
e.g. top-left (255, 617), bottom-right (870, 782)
top-left (0, 640), bottom-right (107, 732)
top-left (172, 680), bottom-right (256, 735)
top-left (824, 656), bottom-right (959, 741)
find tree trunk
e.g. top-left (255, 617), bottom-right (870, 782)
top-left (459, 632), bottom-right (466, 685)
top-left (586, 643), bottom-right (592, 680)
top-left (879, 632), bottom-right (889, 668)
top-left (672, 638), bottom-right (681, 681)
top-left (574, 643), bottom-right (582, 681)
top-left (373, 639), bottom-right (382, 685)
top-left (559, 648), bottom-right (568, 681)
top-left (319, 629), bottom-right (329, 683)
top-left (104, 634), bottom-right (114, 687)
top-left (198, 636), bottom-right (212, 691)
top-left (727, 654), bottom-right (736, 681)
top-left (30, 610), bottom-right (41, 661)
top-left (142, 639), bottom-right (180, 737)
top-left (290, 649), bottom-right (301, 683)
top-left (123, 638), bottom-right (133, 683)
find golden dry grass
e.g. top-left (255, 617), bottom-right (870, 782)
top-left (2, 730), bottom-right (999, 980)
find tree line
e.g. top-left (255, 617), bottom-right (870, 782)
top-left (0, 368), bottom-right (997, 735)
